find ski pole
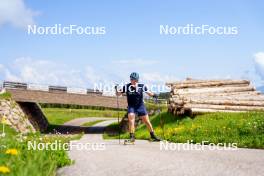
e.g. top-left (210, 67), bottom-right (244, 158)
top-left (115, 84), bottom-right (121, 144)
top-left (155, 97), bottom-right (165, 139)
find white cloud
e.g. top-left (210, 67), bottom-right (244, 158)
top-left (2, 57), bottom-right (117, 88)
top-left (141, 72), bottom-right (179, 84)
top-left (113, 58), bottom-right (158, 66)
top-left (0, 0), bottom-right (38, 28)
top-left (0, 63), bottom-right (20, 82)
top-left (85, 66), bottom-right (102, 84)
top-left (254, 52), bottom-right (264, 80)
top-left (2, 57), bottom-right (104, 88)
top-left (0, 64), bottom-right (6, 81)
top-left (0, 64), bottom-right (4, 72)
top-left (1, 57), bottom-right (180, 93)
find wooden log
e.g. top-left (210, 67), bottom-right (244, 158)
top-left (190, 108), bottom-right (245, 113)
top-left (196, 96), bottom-right (264, 102)
top-left (170, 95), bottom-right (264, 102)
top-left (187, 99), bottom-right (264, 106)
top-left (169, 100), bottom-right (184, 105)
top-left (184, 103), bottom-right (264, 111)
top-left (179, 92), bottom-right (262, 98)
top-left (169, 102), bottom-right (176, 108)
top-left (167, 79), bottom-right (264, 115)
top-left (171, 83), bottom-right (249, 89)
top-left (173, 86), bottom-right (255, 94)
top-left (173, 86), bottom-right (255, 95)
top-left (170, 99), bottom-right (264, 106)
top-left (171, 91), bottom-right (261, 98)
top-left (168, 106), bottom-right (245, 114)
top-left (166, 79), bottom-right (250, 87)
top-left (172, 93), bottom-right (263, 102)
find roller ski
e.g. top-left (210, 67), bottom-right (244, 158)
top-left (124, 133), bottom-right (135, 145)
top-left (124, 139), bottom-right (135, 145)
top-left (148, 131), bottom-right (161, 142)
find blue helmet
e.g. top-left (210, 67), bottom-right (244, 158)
top-left (130, 72), bottom-right (139, 81)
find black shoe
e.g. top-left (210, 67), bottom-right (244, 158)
top-left (150, 132), bottom-right (161, 142)
top-left (130, 133), bottom-right (135, 142)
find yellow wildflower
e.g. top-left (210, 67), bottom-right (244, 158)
top-left (1, 115), bottom-right (8, 124)
top-left (5, 148), bottom-right (18, 155)
top-left (174, 126), bottom-right (184, 133)
top-left (0, 166), bottom-right (10, 174)
top-left (190, 124), bottom-right (197, 131)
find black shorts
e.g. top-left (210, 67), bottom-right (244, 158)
top-left (127, 104), bottom-right (148, 116)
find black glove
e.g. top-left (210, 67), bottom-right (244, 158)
top-left (114, 85), bottom-right (119, 93)
top-left (153, 93), bottom-right (158, 99)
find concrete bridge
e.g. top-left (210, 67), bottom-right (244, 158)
top-left (7, 89), bottom-right (127, 109)
top-left (1, 81), bottom-right (127, 133)
top-left (4, 81), bottom-right (127, 109)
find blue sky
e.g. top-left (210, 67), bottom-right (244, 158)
top-left (0, 0), bottom-right (264, 90)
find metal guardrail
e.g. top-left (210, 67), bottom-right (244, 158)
top-left (2, 81), bottom-right (104, 95)
top-left (2, 81), bottom-right (165, 98)
top-left (0, 81), bottom-right (2, 91)
top-left (3, 81), bottom-right (27, 89)
top-left (49, 85), bottom-right (67, 92)
top-left (87, 88), bottom-right (102, 95)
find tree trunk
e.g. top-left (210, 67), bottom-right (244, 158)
top-left (171, 83), bottom-right (249, 89)
top-left (167, 79), bottom-right (264, 114)
top-left (184, 103), bottom-right (264, 111)
top-left (186, 99), bottom-right (264, 106)
top-left (166, 79), bottom-right (250, 87)
top-left (170, 95), bottom-right (264, 102)
top-left (171, 91), bottom-right (261, 98)
top-left (173, 86), bottom-right (255, 95)
top-left (190, 108), bottom-right (245, 113)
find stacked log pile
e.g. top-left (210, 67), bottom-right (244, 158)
top-left (167, 79), bottom-right (264, 115)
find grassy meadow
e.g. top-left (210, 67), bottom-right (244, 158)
top-left (104, 111), bottom-right (264, 149)
top-left (43, 108), bottom-right (126, 125)
top-left (0, 124), bottom-right (82, 176)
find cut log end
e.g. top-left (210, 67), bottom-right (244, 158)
top-left (167, 78), bottom-right (264, 115)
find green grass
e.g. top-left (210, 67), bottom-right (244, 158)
top-left (0, 123), bottom-right (17, 136)
top-left (43, 101), bottom-right (164, 125)
top-left (81, 120), bottom-right (106, 127)
top-left (104, 111), bottom-right (264, 149)
top-left (43, 108), bottom-right (125, 125)
top-left (40, 103), bottom-right (126, 111)
top-left (0, 92), bottom-right (12, 100)
top-left (144, 102), bottom-right (167, 112)
top-left (0, 123), bottom-right (81, 176)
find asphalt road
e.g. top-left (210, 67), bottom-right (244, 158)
top-left (63, 117), bottom-right (117, 126)
top-left (58, 119), bottom-right (264, 176)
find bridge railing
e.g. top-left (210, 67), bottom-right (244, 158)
top-left (49, 85), bottom-right (67, 92)
top-left (3, 81), bottom-right (27, 89)
top-left (0, 81), bottom-right (2, 91)
top-left (2, 81), bottom-right (103, 96)
top-left (28, 84), bottom-right (49, 91)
